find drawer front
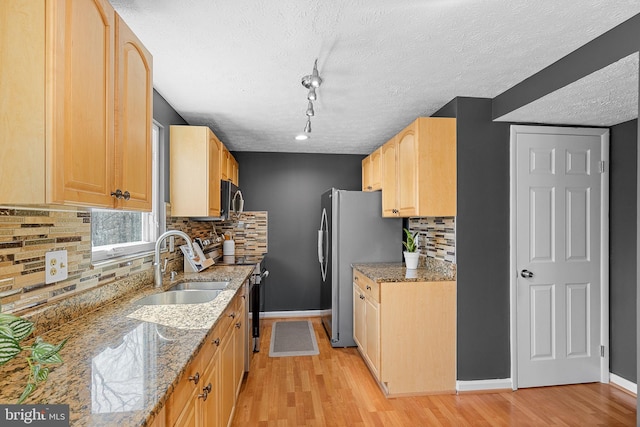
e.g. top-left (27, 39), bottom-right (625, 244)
top-left (353, 270), bottom-right (380, 303)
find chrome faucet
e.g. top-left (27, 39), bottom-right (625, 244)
top-left (154, 230), bottom-right (196, 288)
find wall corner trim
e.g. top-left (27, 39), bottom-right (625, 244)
top-left (610, 373), bottom-right (638, 395)
top-left (456, 378), bottom-right (513, 393)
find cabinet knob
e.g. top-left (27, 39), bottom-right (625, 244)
top-left (213, 338), bottom-right (220, 346)
top-left (235, 321), bottom-right (241, 329)
top-left (366, 285), bottom-right (371, 290)
top-left (189, 372), bottom-right (200, 385)
top-left (122, 190), bottom-right (131, 200)
top-left (354, 276), bottom-right (359, 281)
top-left (110, 189), bottom-right (123, 199)
top-left (198, 383), bottom-right (211, 401)
top-left (229, 312), bottom-right (236, 319)
top-left (359, 294), bottom-right (365, 300)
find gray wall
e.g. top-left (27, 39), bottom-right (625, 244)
top-left (610, 119), bottom-right (637, 382)
top-left (153, 89), bottom-right (188, 202)
top-left (434, 97), bottom-right (512, 380)
top-left (231, 152), bottom-right (363, 312)
top-left (435, 100), bottom-right (639, 384)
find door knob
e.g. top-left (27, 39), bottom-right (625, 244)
top-left (520, 269), bottom-right (534, 278)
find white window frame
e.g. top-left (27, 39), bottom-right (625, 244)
top-left (91, 122), bottom-right (165, 262)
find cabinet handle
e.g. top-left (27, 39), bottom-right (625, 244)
top-left (122, 190), bottom-right (131, 200)
top-left (235, 321), bottom-right (241, 329)
top-left (110, 189), bottom-right (123, 199)
top-left (366, 285), bottom-right (371, 290)
top-left (198, 383), bottom-right (211, 401)
top-left (189, 372), bottom-right (200, 385)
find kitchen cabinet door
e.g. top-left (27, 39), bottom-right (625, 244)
top-left (361, 148), bottom-right (382, 192)
top-left (230, 157), bottom-right (239, 186)
top-left (353, 284), bottom-right (365, 348)
top-left (397, 124), bottom-right (418, 216)
top-left (233, 303), bottom-right (245, 398)
top-left (170, 126), bottom-right (223, 217)
top-left (208, 133), bottom-right (222, 216)
top-left (219, 326), bottom-right (235, 427)
top-left (0, 0), bottom-right (153, 210)
top-left (381, 137), bottom-right (398, 217)
top-left (364, 296), bottom-right (380, 377)
top-left (114, 13), bottom-right (153, 211)
top-left (198, 347), bottom-right (220, 427)
top-left (49, 0), bottom-right (116, 207)
top-left (220, 147), bottom-right (230, 182)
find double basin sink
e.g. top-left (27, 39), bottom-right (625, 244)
top-left (135, 281), bottom-right (230, 306)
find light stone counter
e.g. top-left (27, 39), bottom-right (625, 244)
top-left (0, 264), bottom-right (255, 426)
top-left (352, 259), bottom-right (456, 283)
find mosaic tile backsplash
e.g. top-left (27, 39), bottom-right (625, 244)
top-left (0, 206), bottom-right (268, 318)
top-left (408, 217), bottom-right (456, 263)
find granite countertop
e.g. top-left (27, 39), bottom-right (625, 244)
top-left (352, 260), bottom-right (456, 283)
top-left (0, 264), bottom-right (255, 427)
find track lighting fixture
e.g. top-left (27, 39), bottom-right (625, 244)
top-left (295, 59), bottom-right (322, 141)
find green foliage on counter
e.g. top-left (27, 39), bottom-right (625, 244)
top-left (0, 311), bottom-right (68, 403)
top-left (402, 228), bottom-right (419, 253)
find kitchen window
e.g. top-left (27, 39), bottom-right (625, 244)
top-left (91, 123), bottom-right (164, 262)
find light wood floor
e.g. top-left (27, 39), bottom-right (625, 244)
top-left (232, 317), bottom-right (636, 426)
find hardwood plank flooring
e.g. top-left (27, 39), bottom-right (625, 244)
top-left (232, 317), bottom-right (636, 426)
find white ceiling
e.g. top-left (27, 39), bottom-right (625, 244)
top-left (111, 0), bottom-right (640, 154)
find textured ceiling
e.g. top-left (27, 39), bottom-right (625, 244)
top-left (495, 53), bottom-right (639, 126)
top-left (110, 0), bottom-right (640, 154)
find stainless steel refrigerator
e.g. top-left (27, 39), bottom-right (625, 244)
top-left (318, 188), bottom-right (402, 347)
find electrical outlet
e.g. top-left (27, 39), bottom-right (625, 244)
top-left (45, 250), bottom-right (68, 284)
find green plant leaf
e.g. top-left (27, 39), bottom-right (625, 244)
top-left (0, 313), bottom-right (20, 326)
top-left (9, 318), bottom-right (34, 341)
top-left (0, 325), bottom-right (13, 338)
top-left (32, 364), bottom-right (49, 384)
top-left (17, 383), bottom-right (35, 404)
top-left (31, 337), bottom-right (67, 364)
top-left (0, 335), bottom-right (22, 365)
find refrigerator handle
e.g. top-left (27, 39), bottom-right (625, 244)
top-left (319, 208), bottom-right (328, 281)
top-left (317, 230), bottom-right (323, 264)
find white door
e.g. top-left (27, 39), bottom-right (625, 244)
top-left (512, 125), bottom-right (609, 388)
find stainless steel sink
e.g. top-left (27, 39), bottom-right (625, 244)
top-left (135, 289), bottom-right (222, 305)
top-left (168, 281), bottom-right (230, 292)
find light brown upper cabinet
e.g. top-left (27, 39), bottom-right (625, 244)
top-left (362, 147), bottom-right (382, 192)
top-left (0, 0), bottom-right (153, 210)
top-left (114, 13), bottom-right (154, 211)
top-left (381, 137), bottom-right (398, 216)
top-left (170, 126), bottom-right (222, 217)
top-left (382, 117), bottom-right (456, 217)
top-left (220, 146), bottom-right (239, 187)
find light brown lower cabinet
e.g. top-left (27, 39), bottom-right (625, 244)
top-left (165, 283), bottom-right (248, 427)
top-left (352, 269), bottom-right (456, 396)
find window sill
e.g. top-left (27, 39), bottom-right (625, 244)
top-left (91, 250), bottom-right (156, 269)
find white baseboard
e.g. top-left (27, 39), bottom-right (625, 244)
top-left (260, 310), bottom-right (324, 319)
top-left (610, 373), bottom-right (637, 395)
top-left (456, 378), bottom-right (513, 393)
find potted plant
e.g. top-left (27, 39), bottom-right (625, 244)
top-left (0, 308), bottom-right (68, 403)
top-left (402, 228), bottom-right (420, 269)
